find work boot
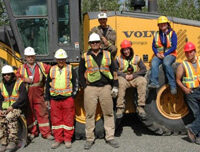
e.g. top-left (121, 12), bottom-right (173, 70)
top-left (28, 134), bottom-right (36, 141)
top-left (187, 128), bottom-right (196, 143)
top-left (116, 108), bottom-right (124, 119)
top-left (6, 142), bottom-right (16, 151)
top-left (84, 141), bottom-right (94, 150)
top-left (0, 145), bottom-right (6, 152)
top-left (51, 141), bottom-right (61, 149)
top-left (195, 137), bottom-right (200, 145)
top-left (148, 83), bottom-right (159, 89)
top-left (64, 141), bottom-right (72, 149)
top-left (106, 139), bottom-right (119, 148)
top-left (45, 135), bottom-right (54, 140)
top-left (136, 106), bottom-right (146, 118)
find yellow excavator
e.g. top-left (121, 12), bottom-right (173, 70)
top-left (0, 0), bottom-right (200, 145)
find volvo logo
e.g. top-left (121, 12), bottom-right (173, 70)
top-left (123, 31), bottom-right (156, 38)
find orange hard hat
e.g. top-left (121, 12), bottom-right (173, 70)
top-left (120, 40), bottom-right (132, 49)
top-left (184, 42), bottom-right (196, 52)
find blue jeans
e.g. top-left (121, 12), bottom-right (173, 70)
top-left (185, 87), bottom-right (200, 136)
top-left (150, 55), bottom-right (176, 89)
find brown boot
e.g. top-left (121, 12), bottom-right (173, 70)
top-left (65, 141), bottom-right (72, 149)
top-left (51, 141), bottom-right (61, 149)
top-left (6, 142), bottom-right (17, 151)
top-left (187, 128), bottom-right (196, 143)
top-left (136, 106), bottom-right (146, 118)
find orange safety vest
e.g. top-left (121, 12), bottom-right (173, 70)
top-left (84, 50), bottom-right (113, 83)
top-left (154, 31), bottom-right (177, 57)
top-left (117, 55), bottom-right (140, 73)
top-left (49, 64), bottom-right (73, 97)
top-left (0, 79), bottom-right (23, 109)
top-left (182, 57), bottom-right (200, 88)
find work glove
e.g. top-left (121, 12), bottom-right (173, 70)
top-left (111, 87), bottom-right (118, 98)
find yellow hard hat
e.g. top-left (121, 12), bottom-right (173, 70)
top-left (157, 16), bottom-right (169, 24)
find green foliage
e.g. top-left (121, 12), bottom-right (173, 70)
top-left (0, 0), bottom-right (8, 26)
top-left (82, 0), bottom-right (120, 14)
top-left (158, 0), bottom-right (200, 21)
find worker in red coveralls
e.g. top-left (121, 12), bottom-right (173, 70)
top-left (45, 49), bottom-right (78, 149)
top-left (16, 47), bottom-right (53, 140)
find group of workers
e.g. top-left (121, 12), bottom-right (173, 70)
top-left (0, 11), bottom-right (200, 152)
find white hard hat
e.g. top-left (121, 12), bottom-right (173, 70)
top-left (89, 33), bottom-right (101, 42)
top-left (24, 47), bottom-right (36, 56)
top-left (55, 49), bottom-right (68, 59)
top-left (1, 65), bottom-right (14, 74)
top-left (98, 12), bottom-right (107, 19)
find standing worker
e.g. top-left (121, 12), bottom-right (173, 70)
top-left (176, 42), bottom-right (200, 145)
top-left (0, 65), bottom-right (27, 151)
top-left (148, 16), bottom-right (177, 95)
top-left (79, 33), bottom-right (119, 150)
top-left (90, 12), bottom-right (117, 57)
top-left (115, 40), bottom-right (147, 119)
top-left (45, 49), bottom-right (78, 149)
top-left (16, 47), bottom-right (53, 140)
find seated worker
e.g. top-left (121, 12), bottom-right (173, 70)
top-left (176, 42), bottom-right (200, 145)
top-left (148, 16), bottom-right (177, 95)
top-left (90, 12), bottom-right (117, 57)
top-left (45, 49), bottom-right (78, 149)
top-left (0, 65), bottom-right (27, 152)
top-left (115, 40), bottom-right (147, 119)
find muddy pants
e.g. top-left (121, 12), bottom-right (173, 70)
top-left (84, 85), bottom-right (115, 142)
top-left (0, 109), bottom-right (21, 145)
top-left (27, 86), bottom-right (51, 138)
top-left (116, 76), bottom-right (147, 111)
top-left (51, 97), bottom-right (75, 143)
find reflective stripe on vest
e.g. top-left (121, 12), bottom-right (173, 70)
top-left (84, 50), bottom-right (113, 83)
top-left (20, 62), bottom-right (46, 87)
top-left (182, 58), bottom-right (200, 88)
top-left (49, 64), bottom-right (72, 96)
top-left (0, 79), bottom-right (23, 109)
top-left (154, 31), bottom-right (177, 56)
top-left (117, 55), bottom-right (139, 73)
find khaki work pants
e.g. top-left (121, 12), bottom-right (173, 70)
top-left (117, 76), bottom-right (147, 110)
top-left (84, 85), bottom-right (115, 141)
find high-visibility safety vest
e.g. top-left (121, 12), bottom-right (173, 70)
top-left (182, 57), bottom-right (200, 88)
top-left (0, 79), bottom-right (23, 109)
top-left (84, 50), bottom-right (113, 83)
top-left (117, 55), bottom-right (140, 73)
top-left (154, 31), bottom-right (177, 56)
top-left (19, 62), bottom-right (47, 79)
top-left (49, 64), bottom-right (73, 97)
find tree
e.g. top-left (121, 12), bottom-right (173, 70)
top-left (158, 0), bottom-right (200, 21)
top-left (0, 0), bottom-right (8, 26)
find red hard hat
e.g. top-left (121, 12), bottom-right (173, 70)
top-left (184, 42), bottom-right (196, 52)
top-left (120, 40), bottom-right (132, 49)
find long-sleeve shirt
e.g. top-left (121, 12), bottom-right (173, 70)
top-left (0, 78), bottom-right (28, 110)
top-left (79, 49), bottom-right (118, 89)
top-left (45, 65), bottom-right (78, 101)
top-left (152, 29), bottom-right (177, 56)
top-left (115, 56), bottom-right (147, 79)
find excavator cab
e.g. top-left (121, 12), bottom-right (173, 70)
top-left (3, 0), bottom-right (81, 63)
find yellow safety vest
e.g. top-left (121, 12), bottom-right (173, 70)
top-left (117, 55), bottom-right (140, 73)
top-left (0, 79), bottom-right (23, 109)
top-left (84, 50), bottom-right (113, 83)
top-left (182, 57), bottom-right (200, 88)
top-left (154, 31), bottom-right (177, 56)
top-left (49, 64), bottom-right (73, 97)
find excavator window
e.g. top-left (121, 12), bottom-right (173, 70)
top-left (10, 0), bottom-right (47, 16)
top-left (57, 0), bottom-right (70, 44)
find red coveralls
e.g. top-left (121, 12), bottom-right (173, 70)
top-left (16, 62), bottom-right (51, 138)
top-left (47, 64), bottom-right (75, 143)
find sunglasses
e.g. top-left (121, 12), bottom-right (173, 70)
top-left (3, 73), bottom-right (12, 76)
top-left (90, 41), bottom-right (100, 44)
